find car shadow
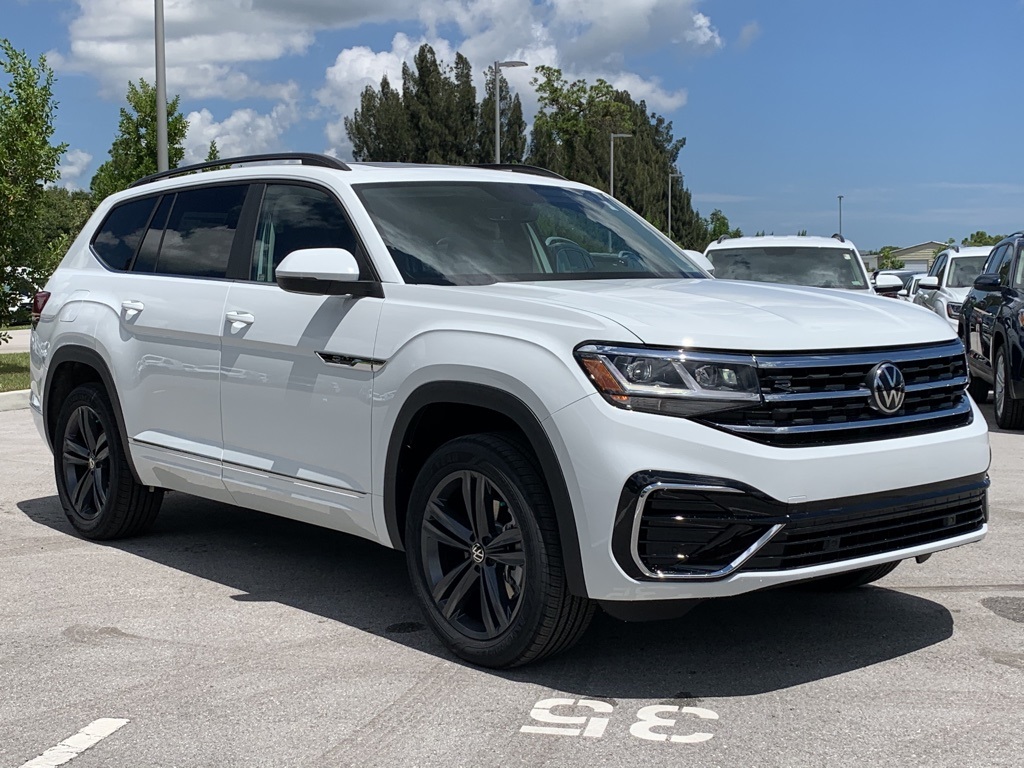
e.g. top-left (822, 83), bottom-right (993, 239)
top-left (17, 492), bottom-right (954, 700)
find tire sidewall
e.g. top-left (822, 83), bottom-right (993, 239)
top-left (405, 437), bottom-right (554, 667)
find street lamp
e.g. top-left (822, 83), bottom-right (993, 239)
top-left (155, 0), bottom-right (168, 171)
top-left (609, 133), bottom-right (632, 198)
top-left (837, 194), bottom-right (844, 237)
top-left (493, 60), bottom-right (527, 163)
top-left (667, 170), bottom-right (683, 239)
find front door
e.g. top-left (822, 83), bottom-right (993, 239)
top-left (219, 182), bottom-right (383, 539)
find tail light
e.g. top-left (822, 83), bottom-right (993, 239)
top-left (31, 291), bottom-right (50, 326)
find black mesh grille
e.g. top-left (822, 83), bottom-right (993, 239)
top-left (699, 340), bottom-right (972, 447)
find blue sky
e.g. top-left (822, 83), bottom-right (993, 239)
top-left (4, 0), bottom-right (1022, 251)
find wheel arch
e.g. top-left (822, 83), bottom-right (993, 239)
top-left (384, 381), bottom-right (587, 596)
top-left (43, 345), bottom-right (142, 484)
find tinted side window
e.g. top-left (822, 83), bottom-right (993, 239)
top-left (251, 184), bottom-right (364, 283)
top-left (155, 185), bottom-right (248, 278)
top-left (998, 245), bottom-right (1014, 285)
top-left (929, 253), bottom-right (946, 278)
top-left (984, 244), bottom-right (1008, 275)
top-left (91, 197), bottom-right (159, 271)
top-left (131, 195), bottom-right (174, 273)
top-left (1012, 245), bottom-right (1024, 290)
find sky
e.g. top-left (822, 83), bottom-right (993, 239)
top-left (3, 0), bottom-right (1023, 251)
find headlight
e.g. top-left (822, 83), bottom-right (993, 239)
top-left (574, 344), bottom-right (761, 416)
top-left (946, 302), bottom-right (962, 319)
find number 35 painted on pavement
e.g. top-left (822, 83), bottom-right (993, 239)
top-left (520, 698), bottom-right (719, 743)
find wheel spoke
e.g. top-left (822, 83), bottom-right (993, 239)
top-left (471, 474), bottom-right (492, 540)
top-left (81, 409), bottom-right (99, 452)
top-left (480, 565), bottom-right (511, 635)
top-left (431, 557), bottom-right (472, 603)
top-left (71, 470), bottom-right (95, 512)
top-left (91, 469), bottom-right (106, 511)
top-left (423, 501), bottom-right (472, 550)
top-left (488, 527), bottom-right (525, 566)
top-left (441, 563), bottom-right (479, 621)
top-left (62, 448), bottom-right (90, 466)
top-left (94, 432), bottom-right (109, 464)
top-left (63, 436), bottom-right (90, 462)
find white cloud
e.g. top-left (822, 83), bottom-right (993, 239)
top-left (684, 12), bottom-right (723, 49)
top-left (184, 100), bottom-right (299, 163)
top-left (736, 21), bottom-right (761, 50)
top-left (57, 148), bottom-right (93, 189)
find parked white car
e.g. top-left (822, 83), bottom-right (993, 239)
top-left (30, 155), bottom-right (989, 667)
top-left (913, 246), bottom-right (992, 328)
top-left (704, 234), bottom-right (903, 295)
top-left (898, 272), bottom-right (929, 302)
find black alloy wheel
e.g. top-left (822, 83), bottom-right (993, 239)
top-left (420, 469), bottom-right (526, 640)
top-left (994, 347), bottom-right (1024, 429)
top-left (54, 383), bottom-right (163, 539)
top-left (406, 433), bottom-right (594, 668)
top-left (61, 404), bottom-right (111, 520)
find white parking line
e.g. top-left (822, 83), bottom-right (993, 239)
top-left (18, 719), bottom-right (130, 767)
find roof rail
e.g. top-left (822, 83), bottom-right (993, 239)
top-left (952, 244), bottom-right (960, 252)
top-left (472, 164), bottom-right (567, 180)
top-left (831, 233), bottom-right (846, 242)
top-left (716, 234), bottom-right (731, 244)
top-left (130, 153), bottom-right (351, 188)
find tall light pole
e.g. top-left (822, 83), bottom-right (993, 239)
top-left (837, 194), bottom-right (844, 237)
top-left (667, 170), bottom-right (682, 239)
top-left (154, 0), bottom-right (168, 172)
top-left (493, 60), bottom-right (527, 163)
top-left (610, 133), bottom-right (632, 198)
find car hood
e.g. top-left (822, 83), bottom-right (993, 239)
top-left (468, 278), bottom-right (955, 351)
top-left (942, 287), bottom-right (971, 303)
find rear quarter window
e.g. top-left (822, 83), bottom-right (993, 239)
top-left (90, 197), bottom-right (159, 271)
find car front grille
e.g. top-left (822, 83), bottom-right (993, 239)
top-left (698, 340), bottom-right (971, 447)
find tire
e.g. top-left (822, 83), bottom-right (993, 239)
top-left (967, 376), bottom-right (989, 404)
top-left (405, 433), bottom-right (594, 668)
top-left (809, 560), bottom-right (901, 590)
top-left (54, 383), bottom-right (163, 540)
top-left (993, 347), bottom-right (1024, 429)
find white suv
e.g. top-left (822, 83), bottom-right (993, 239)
top-left (913, 246), bottom-right (992, 329)
top-left (30, 155), bottom-right (990, 667)
top-left (704, 234), bottom-right (904, 295)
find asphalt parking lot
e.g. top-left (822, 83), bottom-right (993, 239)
top-left (1, 402), bottom-right (1022, 767)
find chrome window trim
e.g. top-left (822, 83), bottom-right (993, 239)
top-left (629, 481), bottom-right (784, 580)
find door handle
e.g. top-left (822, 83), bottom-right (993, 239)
top-left (121, 300), bottom-right (145, 314)
top-left (225, 310), bottom-right (255, 326)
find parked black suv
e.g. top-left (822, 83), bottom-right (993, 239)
top-left (960, 232), bottom-right (1024, 428)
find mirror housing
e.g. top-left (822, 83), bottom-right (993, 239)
top-left (973, 274), bottom-right (1001, 292)
top-left (874, 274), bottom-right (904, 291)
top-left (276, 248), bottom-right (383, 297)
top-left (917, 276), bottom-right (940, 291)
top-left (897, 289), bottom-right (909, 298)
top-left (681, 249), bottom-right (715, 275)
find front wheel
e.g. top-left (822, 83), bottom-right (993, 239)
top-left (993, 347), bottom-right (1024, 429)
top-left (405, 433), bottom-right (594, 668)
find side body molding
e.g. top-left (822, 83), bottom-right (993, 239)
top-left (383, 381), bottom-right (587, 596)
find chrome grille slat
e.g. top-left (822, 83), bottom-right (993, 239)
top-left (701, 341), bottom-right (971, 447)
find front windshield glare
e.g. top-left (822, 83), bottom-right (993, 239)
top-left (708, 247), bottom-right (868, 290)
top-left (354, 181), bottom-right (707, 285)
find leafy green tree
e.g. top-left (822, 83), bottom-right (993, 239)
top-left (205, 139), bottom-right (220, 162)
top-left (960, 231), bottom-right (1004, 247)
top-left (877, 245), bottom-right (905, 270)
top-left (0, 39), bottom-right (67, 336)
top-left (345, 74), bottom-right (413, 162)
top-left (706, 210), bottom-right (742, 243)
top-left (90, 78), bottom-right (187, 200)
top-left (478, 67), bottom-right (526, 163)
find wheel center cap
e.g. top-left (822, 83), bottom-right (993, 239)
top-left (88, 457), bottom-right (96, 470)
top-left (470, 543), bottom-right (486, 564)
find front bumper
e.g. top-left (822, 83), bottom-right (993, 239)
top-left (547, 393), bottom-right (991, 601)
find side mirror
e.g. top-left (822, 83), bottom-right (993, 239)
top-left (897, 289), bottom-right (909, 297)
top-left (276, 248), bottom-right (383, 298)
top-left (681, 249), bottom-right (715, 275)
top-left (874, 274), bottom-right (904, 291)
top-left (973, 274), bottom-right (1001, 292)
top-left (917, 276), bottom-right (939, 291)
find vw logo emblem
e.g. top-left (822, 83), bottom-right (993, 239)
top-left (470, 543), bottom-right (486, 564)
top-left (867, 362), bottom-right (906, 414)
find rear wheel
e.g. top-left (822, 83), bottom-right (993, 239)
top-left (993, 347), bottom-right (1024, 429)
top-left (809, 561), bottom-right (900, 590)
top-left (54, 383), bottom-right (163, 539)
top-left (405, 433), bottom-right (594, 668)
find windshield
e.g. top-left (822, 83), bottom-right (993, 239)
top-left (707, 246), bottom-right (869, 290)
top-left (946, 256), bottom-right (987, 288)
top-left (354, 181), bottom-right (706, 285)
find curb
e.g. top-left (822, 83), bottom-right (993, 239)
top-left (0, 389), bottom-right (30, 412)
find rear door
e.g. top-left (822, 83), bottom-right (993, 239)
top-left (219, 181), bottom-right (383, 539)
top-left (969, 244), bottom-right (1012, 375)
top-left (113, 183), bottom-right (249, 497)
